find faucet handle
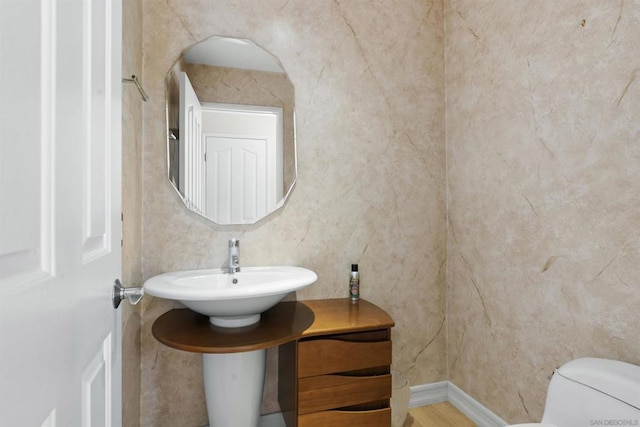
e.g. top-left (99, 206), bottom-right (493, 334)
top-left (229, 238), bottom-right (239, 247)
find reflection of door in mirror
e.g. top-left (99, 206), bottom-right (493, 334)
top-left (173, 71), bottom-right (285, 224)
top-left (179, 72), bottom-right (205, 215)
top-left (202, 104), bottom-right (283, 224)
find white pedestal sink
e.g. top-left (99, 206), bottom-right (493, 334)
top-left (143, 266), bottom-right (317, 427)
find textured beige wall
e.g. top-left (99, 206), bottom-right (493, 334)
top-left (140, 1), bottom-right (445, 426)
top-left (122, 0), bottom-right (143, 425)
top-left (445, 0), bottom-right (640, 423)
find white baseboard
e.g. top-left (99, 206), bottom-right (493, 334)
top-left (408, 380), bottom-right (450, 407)
top-left (410, 381), bottom-right (508, 427)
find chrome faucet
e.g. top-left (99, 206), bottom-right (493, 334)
top-left (228, 238), bottom-right (240, 273)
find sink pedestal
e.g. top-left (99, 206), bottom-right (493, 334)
top-left (203, 349), bottom-right (266, 427)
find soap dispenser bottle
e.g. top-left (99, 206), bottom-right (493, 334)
top-left (349, 264), bottom-right (360, 301)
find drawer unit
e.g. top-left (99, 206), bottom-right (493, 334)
top-left (278, 299), bottom-right (395, 427)
top-left (298, 338), bottom-right (392, 378)
top-left (298, 373), bottom-right (392, 414)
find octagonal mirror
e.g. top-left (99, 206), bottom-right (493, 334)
top-left (165, 36), bottom-right (296, 225)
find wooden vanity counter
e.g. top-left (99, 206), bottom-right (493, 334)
top-left (152, 298), bottom-right (395, 427)
top-left (152, 301), bottom-right (315, 353)
top-left (152, 298), bottom-right (394, 353)
top-left (298, 298), bottom-right (395, 337)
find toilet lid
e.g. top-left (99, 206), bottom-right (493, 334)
top-left (557, 358), bottom-right (640, 410)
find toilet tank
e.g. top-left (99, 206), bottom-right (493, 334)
top-left (541, 358), bottom-right (640, 426)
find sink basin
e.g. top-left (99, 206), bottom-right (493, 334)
top-left (143, 266), bottom-right (317, 327)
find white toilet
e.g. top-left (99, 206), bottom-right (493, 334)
top-left (508, 357), bottom-right (640, 427)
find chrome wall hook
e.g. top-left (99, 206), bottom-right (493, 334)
top-left (122, 74), bottom-right (149, 102)
top-left (112, 279), bottom-right (144, 309)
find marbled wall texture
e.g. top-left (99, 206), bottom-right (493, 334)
top-left (446, 0), bottom-right (640, 423)
top-left (140, 1), bottom-right (445, 426)
top-left (138, 0), bottom-right (639, 425)
top-left (122, 0), bottom-right (143, 425)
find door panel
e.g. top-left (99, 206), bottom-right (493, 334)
top-left (0, 0), bottom-right (55, 289)
top-left (82, 335), bottom-right (112, 427)
top-left (81, 0), bottom-right (113, 263)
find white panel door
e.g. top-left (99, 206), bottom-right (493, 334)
top-left (200, 104), bottom-right (282, 224)
top-left (0, 0), bottom-right (122, 426)
top-left (205, 136), bottom-right (268, 224)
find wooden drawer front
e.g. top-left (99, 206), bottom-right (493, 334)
top-left (298, 408), bottom-right (391, 427)
top-left (298, 339), bottom-right (391, 378)
top-left (298, 374), bottom-right (391, 414)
